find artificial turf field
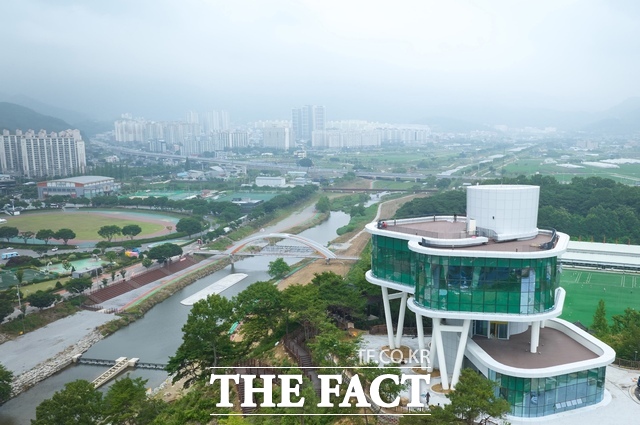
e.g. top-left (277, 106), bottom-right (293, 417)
top-left (560, 268), bottom-right (640, 326)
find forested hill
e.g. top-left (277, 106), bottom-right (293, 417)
top-left (0, 102), bottom-right (72, 133)
top-left (395, 176), bottom-right (640, 244)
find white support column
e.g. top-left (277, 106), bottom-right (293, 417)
top-left (450, 319), bottom-right (471, 388)
top-left (530, 320), bottom-right (541, 353)
top-left (432, 318), bottom-right (449, 390)
top-left (381, 286), bottom-right (395, 349)
top-left (394, 292), bottom-right (408, 349)
top-left (428, 336), bottom-right (436, 373)
top-left (415, 312), bottom-right (428, 370)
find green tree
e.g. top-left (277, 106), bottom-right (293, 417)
top-left (95, 240), bottom-right (110, 254)
top-left (26, 290), bottom-right (56, 310)
top-left (175, 217), bottom-right (203, 237)
top-left (0, 292), bottom-right (13, 323)
top-left (0, 362), bottom-right (13, 404)
top-left (111, 271), bottom-right (117, 282)
top-left (592, 299), bottom-right (609, 339)
top-left (19, 230), bottom-right (34, 244)
top-left (282, 284), bottom-right (327, 339)
top-left (298, 157), bottom-right (313, 169)
top-left (267, 257), bottom-right (290, 279)
top-left (32, 245), bottom-right (49, 257)
top-left (436, 178), bottom-right (452, 190)
top-left (308, 319), bottom-right (361, 367)
top-left (445, 368), bottom-right (510, 425)
top-left (349, 203), bottom-right (366, 217)
top-left (103, 376), bottom-right (160, 425)
top-left (55, 228), bottom-right (76, 245)
top-left (105, 251), bottom-right (118, 264)
top-left (142, 257), bottom-right (153, 269)
top-left (97, 225), bottom-right (122, 242)
top-left (65, 277), bottom-right (93, 293)
top-left (312, 271), bottom-right (365, 320)
top-left (61, 260), bottom-right (72, 274)
top-left (121, 224), bottom-right (142, 240)
top-left (166, 294), bottom-right (240, 388)
top-left (32, 379), bottom-right (103, 425)
top-left (609, 308), bottom-right (640, 360)
top-left (119, 268), bottom-right (127, 280)
top-left (0, 226), bottom-right (18, 242)
top-left (233, 280), bottom-right (283, 344)
top-left (315, 195), bottom-right (330, 213)
top-left (147, 243), bottom-right (182, 263)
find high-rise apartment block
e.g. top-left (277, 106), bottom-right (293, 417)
top-left (114, 110), bottom-right (230, 144)
top-left (0, 129), bottom-right (86, 178)
top-left (202, 110), bottom-right (230, 133)
top-left (366, 185), bottom-right (614, 418)
top-left (262, 127), bottom-right (292, 150)
top-left (292, 105), bottom-right (325, 142)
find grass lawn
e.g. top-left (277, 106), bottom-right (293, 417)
top-left (0, 210), bottom-right (167, 240)
top-left (372, 180), bottom-right (416, 190)
top-left (20, 277), bottom-right (71, 296)
top-left (560, 268), bottom-right (640, 326)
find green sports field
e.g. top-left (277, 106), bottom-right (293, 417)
top-left (560, 268), bottom-right (640, 326)
top-left (0, 209), bottom-right (178, 241)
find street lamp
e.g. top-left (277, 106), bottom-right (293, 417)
top-left (635, 351), bottom-right (638, 362)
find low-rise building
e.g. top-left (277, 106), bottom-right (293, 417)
top-left (255, 176), bottom-right (286, 187)
top-left (37, 176), bottom-right (120, 199)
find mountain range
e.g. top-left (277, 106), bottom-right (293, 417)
top-left (416, 97), bottom-right (640, 134)
top-left (1, 94), bottom-right (640, 136)
top-left (0, 102), bottom-right (73, 133)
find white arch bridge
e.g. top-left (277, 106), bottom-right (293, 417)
top-left (223, 233), bottom-right (358, 262)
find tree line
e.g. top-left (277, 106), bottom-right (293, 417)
top-left (396, 175), bottom-right (640, 244)
top-left (0, 227), bottom-right (76, 246)
top-left (592, 300), bottom-right (640, 361)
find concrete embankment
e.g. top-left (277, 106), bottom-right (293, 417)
top-left (10, 329), bottom-right (105, 396)
top-left (3, 257), bottom-right (231, 400)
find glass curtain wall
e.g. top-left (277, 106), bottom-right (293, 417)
top-left (414, 255), bottom-right (558, 313)
top-left (490, 367), bottom-right (605, 417)
top-left (371, 235), bottom-right (414, 287)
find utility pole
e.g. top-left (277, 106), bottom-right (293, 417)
top-left (16, 283), bottom-right (25, 334)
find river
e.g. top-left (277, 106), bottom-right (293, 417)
top-left (0, 210), bottom-right (352, 424)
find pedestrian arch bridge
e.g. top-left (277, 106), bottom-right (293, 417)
top-left (225, 232), bottom-right (337, 260)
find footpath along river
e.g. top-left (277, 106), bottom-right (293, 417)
top-left (0, 210), bottom-right (352, 424)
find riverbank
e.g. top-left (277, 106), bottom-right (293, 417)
top-left (0, 310), bottom-right (117, 397)
top-left (98, 256), bottom-right (231, 335)
top-left (0, 255), bottom-right (231, 401)
top-left (276, 193), bottom-right (426, 288)
top-left (0, 199), bottom-right (333, 403)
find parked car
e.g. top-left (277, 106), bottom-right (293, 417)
top-left (51, 247), bottom-right (58, 252)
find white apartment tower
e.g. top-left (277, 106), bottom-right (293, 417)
top-left (0, 129), bottom-right (86, 178)
top-left (262, 127), bottom-right (291, 150)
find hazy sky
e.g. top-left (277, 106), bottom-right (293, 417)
top-left (2, 0), bottom-right (640, 122)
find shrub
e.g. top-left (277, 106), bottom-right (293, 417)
top-left (6, 256), bottom-right (34, 267)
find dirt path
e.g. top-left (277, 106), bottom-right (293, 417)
top-left (276, 193), bottom-right (428, 288)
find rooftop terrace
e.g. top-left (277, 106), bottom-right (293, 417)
top-left (472, 327), bottom-right (598, 369)
top-left (380, 217), bottom-right (557, 253)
